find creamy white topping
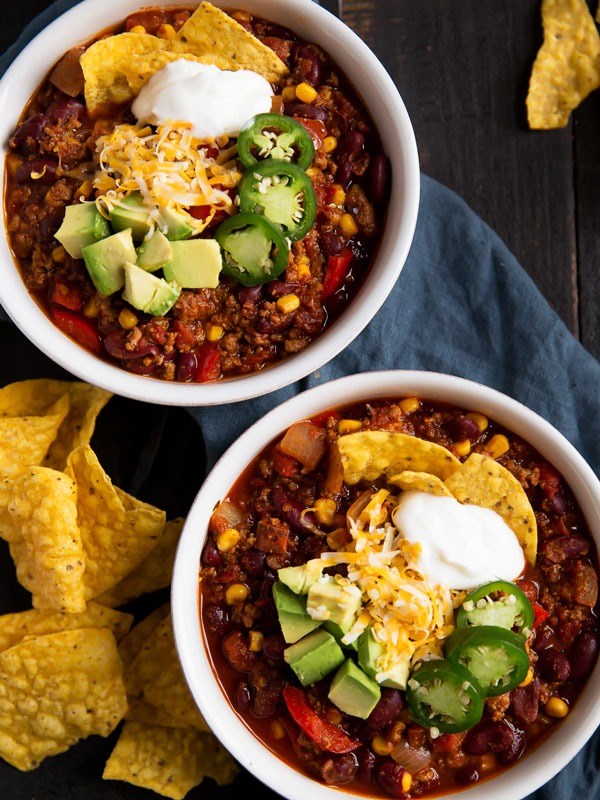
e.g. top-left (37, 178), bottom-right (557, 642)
top-left (391, 491), bottom-right (525, 590)
top-left (132, 60), bottom-right (273, 140)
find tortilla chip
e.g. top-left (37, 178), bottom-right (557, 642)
top-left (388, 471), bottom-right (453, 497)
top-left (66, 445), bottom-right (165, 600)
top-left (118, 603), bottom-right (170, 675)
top-left (103, 722), bottom-right (238, 799)
top-left (0, 407), bottom-right (69, 479)
top-left (444, 453), bottom-right (537, 565)
top-left (0, 602), bottom-right (133, 653)
top-left (0, 468), bottom-right (86, 613)
top-left (0, 628), bottom-right (127, 771)
top-left (125, 616), bottom-right (208, 731)
top-left (337, 432), bottom-right (461, 486)
top-left (176, 2), bottom-right (288, 83)
top-left (97, 518), bottom-right (184, 607)
top-left (527, 0), bottom-right (600, 129)
top-left (125, 699), bottom-right (189, 730)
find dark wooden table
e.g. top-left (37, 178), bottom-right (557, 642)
top-left (0, 1), bottom-right (598, 799)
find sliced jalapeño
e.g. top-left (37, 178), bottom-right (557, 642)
top-left (215, 212), bottom-right (289, 286)
top-left (456, 580), bottom-right (534, 636)
top-left (237, 113), bottom-right (315, 171)
top-left (406, 659), bottom-right (484, 733)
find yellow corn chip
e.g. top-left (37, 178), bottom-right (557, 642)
top-left (98, 518), bottom-right (184, 607)
top-left (118, 603), bottom-right (170, 675)
top-left (125, 699), bottom-right (189, 730)
top-left (0, 602), bottom-right (133, 653)
top-left (66, 445), bottom-right (165, 600)
top-left (0, 627), bottom-right (127, 771)
top-left (527, 0), bottom-right (600, 129)
top-left (0, 468), bottom-right (86, 613)
top-left (445, 453), bottom-right (537, 565)
top-left (0, 406), bottom-right (69, 479)
top-left (103, 722), bottom-right (238, 799)
top-left (388, 470), bottom-right (453, 497)
top-left (337, 431), bottom-right (461, 486)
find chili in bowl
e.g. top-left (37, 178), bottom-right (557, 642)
top-left (172, 370), bottom-right (600, 800)
top-left (0, 0), bottom-right (419, 405)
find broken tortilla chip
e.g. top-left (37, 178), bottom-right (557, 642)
top-left (0, 399), bottom-right (70, 480)
top-left (337, 431), bottom-right (461, 486)
top-left (0, 627), bottom-right (127, 771)
top-left (125, 699), bottom-right (189, 730)
top-left (66, 445), bottom-right (165, 600)
top-left (527, 0), bottom-right (600, 129)
top-left (444, 453), bottom-right (537, 565)
top-left (118, 603), bottom-right (171, 675)
top-left (388, 470), bottom-right (453, 497)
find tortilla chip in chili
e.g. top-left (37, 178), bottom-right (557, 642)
top-left (388, 470), bottom-right (453, 497)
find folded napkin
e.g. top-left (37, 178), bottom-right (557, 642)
top-left (2, 4), bottom-right (599, 799)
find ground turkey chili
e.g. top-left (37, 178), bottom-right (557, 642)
top-left (4, 6), bottom-right (389, 382)
top-left (200, 397), bottom-right (599, 798)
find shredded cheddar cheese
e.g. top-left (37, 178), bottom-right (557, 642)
top-left (93, 120), bottom-right (242, 236)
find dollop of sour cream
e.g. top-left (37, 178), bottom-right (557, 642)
top-left (132, 60), bottom-right (274, 140)
top-left (392, 491), bottom-right (525, 590)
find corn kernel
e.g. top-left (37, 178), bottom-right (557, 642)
top-left (488, 433), bottom-right (510, 459)
top-left (306, 166), bottom-right (321, 179)
top-left (399, 397), bottom-right (421, 414)
top-left (545, 697), bottom-right (569, 718)
top-left (296, 82), bottom-right (318, 103)
top-left (129, 24), bottom-right (146, 33)
top-left (119, 309), bottom-right (138, 330)
top-left (453, 439), bottom-right (471, 457)
top-left (282, 86), bottom-right (297, 103)
top-left (248, 631), bottom-right (264, 652)
top-left (330, 185), bottom-right (346, 206)
top-left (401, 772), bottom-right (413, 793)
top-left (83, 298), bottom-right (98, 318)
top-left (225, 583), bottom-right (248, 605)
top-left (519, 667), bottom-right (534, 688)
top-left (338, 419), bottom-right (362, 435)
top-left (206, 323), bottom-right (224, 342)
top-left (323, 136), bottom-right (338, 153)
top-left (296, 256), bottom-right (311, 281)
top-left (276, 294), bottom-right (300, 314)
top-left (340, 213), bottom-right (359, 237)
top-left (232, 9), bottom-right (252, 23)
top-left (270, 720), bottom-right (286, 740)
top-left (217, 528), bottom-right (240, 552)
top-left (314, 498), bottom-right (337, 526)
top-left (467, 411), bottom-right (489, 432)
top-left (157, 23), bottom-right (176, 39)
top-left (371, 736), bottom-right (392, 756)
top-left (51, 245), bottom-right (67, 264)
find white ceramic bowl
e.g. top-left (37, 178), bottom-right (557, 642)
top-left (0, 0), bottom-right (419, 406)
top-left (173, 370), bottom-right (600, 800)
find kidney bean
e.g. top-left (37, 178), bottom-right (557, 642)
top-left (104, 331), bottom-right (159, 360)
top-left (251, 683), bottom-right (282, 718)
top-left (46, 94), bottom-right (86, 123)
top-left (541, 535), bottom-right (589, 563)
top-left (201, 537), bottom-right (222, 568)
top-left (363, 689), bottom-right (403, 736)
top-left (176, 352), bottom-right (198, 382)
top-left (569, 633), bottom-right (599, 680)
top-left (356, 747), bottom-right (376, 784)
top-left (497, 727), bottom-right (526, 765)
top-left (454, 766), bottom-right (480, 785)
top-left (445, 415), bottom-right (481, 442)
top-left (268, 281), bottom-right (301, 298)
top-left (547, 491), bottom-right (567, 515)
top-left (369, 154), bottom-right (391, 204)
top-left (39, 208), bottom-right (65, 242)
top-left (510, 678), bottom-right (541, 725)
top-left (271, 486), bottom-right (316, 531)
top-left (295, 45), bottom-right (321, 86)
top-left (241, 548), bottom-right (266, 576)
top-left (516, 579), bottom-right (539, 604)
top-left (10, 113), bottom-right (47, 155)
top-left (262, 633), bottom-right (286, 662)
top-left (534, 623), bottom-right (554, 650)
top-left (238, 285), bottom-right (263, 306)
top-left (336, 130), bottom-right (365, 162)
top-left (537, 648), bottom-right (571, 682)
top-left (262, 21), bottom-right (296, 40)
top-left (322, 753), bottom-right (358, 785)
top-left (376, 760), bottom-right (410, 799)
top-left (284, 102), bottom-right (328, 122)
top-left (204, 603), bottom-right (229, 635)
top-left (123, 357), bottom-right (158, 375)
top-left (335, 162), bottom-right (352, 187)
top-left (463, 719), bottom-right (515, 755)
top-left (294, 308), bottom-right (325, 335)
top-left (16, 157), bottom-right (58, 185)
top-left (321, 232), bottom-right (345, 256)
top-left (234, 681), bottom-right (251, 713)
top-left (255, 316), bottom-right (292, 334)
top-left (223, 630), bottom-right (258, 672)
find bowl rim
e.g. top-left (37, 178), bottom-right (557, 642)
top-left (0, 0), bottom-right (420, 406)
top-left (172, 369), bottom-right (600, 800)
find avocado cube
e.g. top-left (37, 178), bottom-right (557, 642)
top-left (273, 582), bottom-right (322, 644)
top-left (110, 194), bottom-right (153, 242)
top-left (163, 240), bottom-right (222, 288)
top-left (54, 202), bottom-right (110, 259)
top-left (137, 230), bottom-right (173, 272)
top-left (278, 559), bottom-right (324, 595)
top-left (82, 228), bottom-right (136, 296)
top-left (122, 262), bottom-right (180, 316)
top-left (328, 659), bottom-right (381, 719)
top-left (357, 629), bottom-right (410, 690)
top-left (159, 206), bottom-right (195, 241)
top-left (307, 577), bottom-right (362, 642)
top-left (284, 629), bottom-right (345, 687)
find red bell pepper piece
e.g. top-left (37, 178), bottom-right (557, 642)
top-left (433, 732), bottom-right (466, 754)
top-left (282, 686), bottom-right (360, 754)
top-left (533, 603), bottom-right (550, 629)
top-left (322, 248), bottom-right (353, 299)
top-left (294, 116), bottom-right (326, 150)
top-left (51, 306), bottom-right (101, 354)
top-left (270, 446), bottom-right (301, 478)
top-left (49, 279), bottom-right (83, 311)
top-left (195, 341), bottom-right (221, 383)
top-left (537, 463), bottom-right (561, 499)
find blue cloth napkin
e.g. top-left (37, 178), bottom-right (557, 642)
top-left (2, 4), bottom-right (600, 799)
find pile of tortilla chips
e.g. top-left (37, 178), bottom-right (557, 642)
top-left (81, 1), bottom-right (288, 115)
top-left (527, 0), bottom-right (600, 129)
top-left (0, 379), bottom-right (237, 798)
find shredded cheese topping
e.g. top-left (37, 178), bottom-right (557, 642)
top-left (93, 120), bottom-right (242, 236)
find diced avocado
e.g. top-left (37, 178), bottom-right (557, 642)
top-left (278, 560), bottom-right (324, 595)
top-left (273, 582), bottom-right (322, 644)
top-left (54, 202), bottom-right (111, 258)
top-left (328, 659), bottom-right (381, 719)
top-left (159, 206), bottom-right (195, 241)
top-left (357, 629), bottom-right (410, 690)
top-left (379, 659), bottom-right (410, 690)
top-left (137, 230), bottom-right (173, 272)
top-left (307, 577), bottom-right (362, 643)
top-left (82, 228), bottom-right (136, 296)
top-left (284, 629), bottom-right (345, 687)
top-left (122, 262), bottom-right (180, 316)
top-left (110, 194), bottom-right (153, 241)
top-left (163, 240), bottom-right (222, 288)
